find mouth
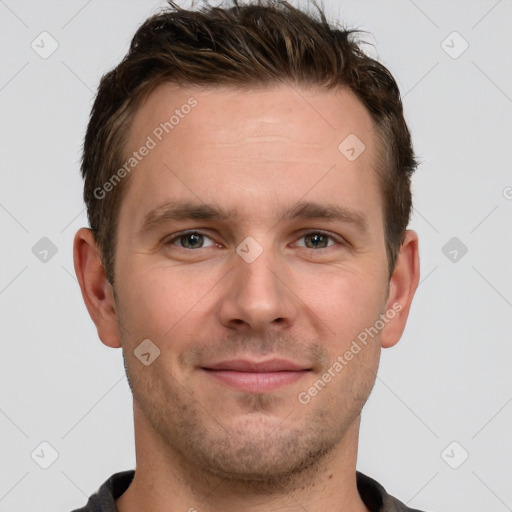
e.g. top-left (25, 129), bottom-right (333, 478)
top-left (200, 358), bottom-right (312, 392)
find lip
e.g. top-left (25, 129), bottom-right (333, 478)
top-left (201, 359), bottom-right (311, 392)
top-left (203, 358), bottom-right (309, 372)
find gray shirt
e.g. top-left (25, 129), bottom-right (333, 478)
top-left (71, 470), bottom-right (427, 511)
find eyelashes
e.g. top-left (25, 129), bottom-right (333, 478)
top-left (164, 230), bottom-right (347, 251)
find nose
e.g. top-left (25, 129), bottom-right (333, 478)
top-left (217, 246), bottom-right (299, 333)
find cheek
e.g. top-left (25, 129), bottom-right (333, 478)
top-left (298, 264), bottom-right (387, 341)
top-left (114, 260), bottom-right (222, 344)
top-left (312, 275), bottom-right (384, 405)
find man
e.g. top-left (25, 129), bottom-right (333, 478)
top-left (72, 0), bottom-right (422, 510)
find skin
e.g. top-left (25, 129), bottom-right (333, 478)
top-left (74, 83), bottom-right (420, 512)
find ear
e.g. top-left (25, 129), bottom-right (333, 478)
top-left (380, 229), bottom-right (420, 349)
top-left (73, 227), bottom-right (122, 348)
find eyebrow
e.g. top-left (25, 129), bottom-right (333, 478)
top-left (139, 199), bottom-right (369, 234)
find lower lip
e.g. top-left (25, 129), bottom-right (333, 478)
top-left (202, 369), bottom-right (308, 392)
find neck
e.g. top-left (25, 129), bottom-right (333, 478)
top-left (117, 404), bottom-right (369, 512)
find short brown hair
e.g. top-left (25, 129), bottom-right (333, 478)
top-left (81, 0), bottom-right (417, 286)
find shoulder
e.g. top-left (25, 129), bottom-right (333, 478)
top-left (356, 471), bottom-right (428, 512)
top-left (70, 470), bottom-right (135, 512)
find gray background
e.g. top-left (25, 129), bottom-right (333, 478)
top-left (0, 0), bottom-right (511, 510)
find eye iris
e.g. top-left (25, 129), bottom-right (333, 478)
top-left (181, 233), bottom-right (203, 249)
top-left (177, 233), bottom-right (331, 249)
top-left (305, 233), bottom-right (328, 249)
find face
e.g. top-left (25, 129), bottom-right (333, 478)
top-left (109, 83), bottom-right (399, 484)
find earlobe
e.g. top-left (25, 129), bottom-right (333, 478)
top-left (73, 227), bottom-right (122, 349)
top-left (380, 229), bottom-right (420, 349)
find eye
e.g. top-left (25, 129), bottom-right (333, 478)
top-left (166, 231), bottom-right (217, 249)
top-left (163, 230), bottom-right (345, 251)
top-left (295, 231), bottom-right (340, 249)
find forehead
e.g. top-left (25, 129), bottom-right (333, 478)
top-left (120, 82), bottom-right (382, 230)
top-left (128, 82), bottom-right (376, 152)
